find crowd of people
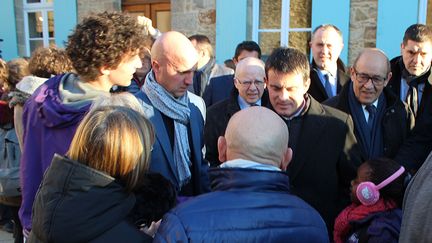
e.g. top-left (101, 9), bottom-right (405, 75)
top-left (0, 11), bottom-right (431, 243)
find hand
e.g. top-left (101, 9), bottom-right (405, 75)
top-left (137, 16), bottom-right (158, 36)
top-left (140, 219), bottom-right (161, 238)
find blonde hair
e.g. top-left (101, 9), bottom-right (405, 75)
top-left (68, 106), bottom-right (154, 191)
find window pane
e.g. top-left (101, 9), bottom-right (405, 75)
top-left (259, 0), bottom-right (281, 29)
top-left (48, 11), bottom-right (55, 38)
top-left (30, 40), bottom-right (44, 54)
top-left (27, 0), bottom-right (41, 3)
top-left (259, 32), bottom-right (280, 59)
top-left (288, 31), bottom-right (311, 57)
top-left (28, 12), bottom-right (43, 38)
top-left (427, 0), bottom-right (432, 26)
top-left (156, 11), bottom-right (171, 33)
top-left (49, 39), bottom-right (55, 46)
top-left (289, 0), bottom-right (311, 28)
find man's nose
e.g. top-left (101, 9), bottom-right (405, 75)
top-left (184, 72), bottom-right (194, 85)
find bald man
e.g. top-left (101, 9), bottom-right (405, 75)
top-left (154, 107), bottom-right (329, 242)
top-left (204, 57), bottom-right (270, 167)
top-left (325, 48), bottom-right (414, 159)
top-left (135, 31), bottom-right (210, 196)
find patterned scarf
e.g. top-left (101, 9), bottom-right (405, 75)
top-left (143, 71), bottom-right (192, 186)
top-left (333, 199), bottom-right (397, 243)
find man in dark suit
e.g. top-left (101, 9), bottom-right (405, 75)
top-left (389, 24), bottom-right (432, 171)
top-left (265, 47), bottom-right (363, 238)
top-left (203, 41), bottom-right (261, 107)
top-left (308, 24), bottom-right (349, 102)
top-left (204, 57), bottom-right (270, 167)
top-left (325, 48), bottom-right (414, 160)
top-left (135, 31), bottom-right (210, 197)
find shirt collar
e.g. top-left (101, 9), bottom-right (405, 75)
top-left (237, 95), bottom-right (261, 110)
top-left (220, 159), bottom-right (281, 171)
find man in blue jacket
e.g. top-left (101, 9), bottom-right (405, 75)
top-left (154, 106), bottom-right (329, 243)
top-left (135, 31), bottom-right (210, 196)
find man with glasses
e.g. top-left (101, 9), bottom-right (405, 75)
top-left (203, 41), bottom-right (262, 107)
top-left (204, 57), bottom-right (269, 167)
top-left (325, 48), bottom-right (414, 159)
top-left (265, 47), bottom-right (362, 239)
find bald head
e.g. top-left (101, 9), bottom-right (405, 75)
top-left (150, 31), bottom-right (199, 97)
top-left (235, 57), bottom-right (265, 77)
top-left (353, 48), bottom-right (390, 74)
top-left (218, 107), bottom-right (292, 169)
top-left (151, 31), bottom-right (198, 67)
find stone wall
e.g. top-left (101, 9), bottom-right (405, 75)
top-left (171, 0), bottom-right (216, 50)
top-left (77, 0), bottom-right (121, 21)
top-left (428, 0), bottom-right (432, 26)
top-left (14, 0), bottom-right (26, 57)
top-left (348, 0), bottom-right (378, 66)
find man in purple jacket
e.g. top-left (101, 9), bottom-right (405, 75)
top-left (19, 12), bottom-right (145, 236)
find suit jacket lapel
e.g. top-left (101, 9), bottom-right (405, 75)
top-left (289, 97), bottom-right (327, 181)
top-left (141, 93), bottom-right (178, 181)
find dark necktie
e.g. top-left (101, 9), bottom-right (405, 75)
top-left (365, 104), bottom-right (377, 131)
top-left (406, 81), bottom-right (419, 117)
top-left (324, 73), bottom-right (333, 98)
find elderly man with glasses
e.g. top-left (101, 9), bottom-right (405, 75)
top-left (325, 48), bottom-right (414, 159)
top-left (204, 57), bottom-right (270, 167)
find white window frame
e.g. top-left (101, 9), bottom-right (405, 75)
top-left (418, 0), bottom-right (429, 24)
top-left (23, 0), bottom-right (54, 56)
top-left (252, 0), bottom-right (311, 49)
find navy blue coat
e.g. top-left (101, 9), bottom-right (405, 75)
top-left (135, 91), bottom-right (210, 195)
top-left (202, 74), bottom-right (234, 107)
top-left (154, 168), bottom-right (329, 243)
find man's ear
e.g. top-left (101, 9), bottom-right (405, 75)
top-left (100, 67), bottom-right (110, 76)
top-left (217, 136), bottom-right (227, 163)
top-left (384, 72), bottom-right (392, 87)
top-left (152, 60), bottom-right (160, 74)
top-left (280, 147), bottom-right (292, 171)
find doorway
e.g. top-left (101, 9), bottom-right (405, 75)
top-left (122, 0), bottom-right (171, 32)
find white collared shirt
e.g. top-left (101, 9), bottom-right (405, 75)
top-left (319, 69), bottom-right (337, 97)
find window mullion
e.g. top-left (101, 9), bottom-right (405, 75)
top-left (252, 0), bottom-right (259, 42)
top-left (281, 0), bottom-right (289, 47)
top-left (42, 10), bottom-right (49, 47)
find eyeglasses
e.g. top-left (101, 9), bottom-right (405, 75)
top-left (235, 78), bottom-right (265, 88)
top-left (354, 70), bottom-right (387, 86)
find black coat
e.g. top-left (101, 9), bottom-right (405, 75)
top-left (308, 59), bottom-right (350, 103)
top-left (324, 83), bottom-right (414, 159)
top-left (275, 95), bottom-right (363, 238)
top-left (389, 56), bottom-right (432, 171)
top-left (204, 88), bottom-right (270, 167)
top-left (29, 155), bottom-right (151, 243)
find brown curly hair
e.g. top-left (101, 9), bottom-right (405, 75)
top-left (7, 58), bottom-right (30, 91)
top-left (29, 46), bottom-right (74, 78)
top-left (0, 59), bottom-right (8, 88)
top-left (66, 11), bottom-right (145, 82)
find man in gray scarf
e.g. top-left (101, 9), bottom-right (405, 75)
top-left (136, 31), bottom-right (210, 197)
